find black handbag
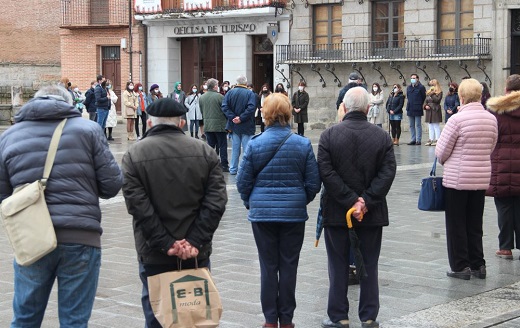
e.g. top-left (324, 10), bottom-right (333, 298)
top-left (418, 158), bottom-right (445, 211)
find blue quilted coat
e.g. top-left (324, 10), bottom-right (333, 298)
top-left (236, 124), bottom-right (321, 222)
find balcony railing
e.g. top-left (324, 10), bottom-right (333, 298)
top-left (138, 0), bottom-right (284, 14)
top-left (276, 38), bottom-right (492, 64)
top-left (61, 0), bottom-right (129, 27)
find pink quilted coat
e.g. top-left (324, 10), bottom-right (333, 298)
top-left (435, 101), bottom-right (498, 190)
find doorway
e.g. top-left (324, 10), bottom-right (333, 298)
top-left (102, 46), bottom-right (121, 113)
top-left (253, 35), bottom-right (274, 93)
top-left (512, 10), bottom-right (520, 75)
top-left (181, 37), bottom-right (223, 89)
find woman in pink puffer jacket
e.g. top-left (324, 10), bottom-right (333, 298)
top-left (435, 78), bottom-right (498, 281)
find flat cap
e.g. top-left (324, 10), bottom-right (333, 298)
top-left (146, 98), bottom-right (186, 117)
top-left (349, 72), bottom-right (360, 81)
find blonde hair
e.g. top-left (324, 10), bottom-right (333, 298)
top-left (262, 93), bottom-right (292, 126)
top-left (427, 79), bottom-right (442, 95)
top-left (458, 78), bottom-right (482, 104)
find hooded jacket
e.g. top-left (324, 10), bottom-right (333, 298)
top-left (0, 96), bottom-right (123, 248)
top-left (485, 91), bottom-right (520, 197)
top-left (435, 102), bottom-right (498, 190)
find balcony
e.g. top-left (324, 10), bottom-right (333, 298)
top-left (135, 0), bottom-right (285, 15)
top-left (61, 0), bottom-right (129, 28)
top-left (276, 37), bottom-right (492, 64)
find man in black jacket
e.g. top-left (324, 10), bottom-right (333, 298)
top-left (336, 72), bottom-right (362, 110)
top-left (122, 98), bottom-right (227, 328)
top-left (318, 87), bottom-right (396, 328)
top-left (83, 80), bottom-right (97, 121)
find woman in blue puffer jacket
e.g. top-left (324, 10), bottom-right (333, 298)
top-left (236, 93), bottom-right (321, 328)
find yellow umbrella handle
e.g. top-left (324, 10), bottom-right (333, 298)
top-left (346, 207), bottom-right (364, 228)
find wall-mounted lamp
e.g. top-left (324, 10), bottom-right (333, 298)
top-left (121, 38), bottom-right (127, 49)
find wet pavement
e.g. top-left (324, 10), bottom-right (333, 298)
top-left (1, 122), bottom-right (520, 328)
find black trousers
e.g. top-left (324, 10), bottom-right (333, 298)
top-left (297, 123), bottom-right (304, 136)
top-left (252, 221), bottom-right (305, 325)
top-left (205, 132), bottom-right (229, 167)
top-left (389, 120), bottom-right (401, 139)
top-left (135, 112), bottom-right (147, 137)
top-left (324, 225), bottom-right (382, 323)
top-left (495, 196), bottom-right (520, 250)
top-left (139, 258), bottom-right (210, 328)
top-left (445, 188), bottom-right (486, 271)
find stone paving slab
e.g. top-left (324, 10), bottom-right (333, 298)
top-left (1, 124), bottom-right (520, 328)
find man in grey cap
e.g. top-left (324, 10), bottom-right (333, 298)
top-left (121, 98), bottom-right (228, 328)
top-left (336, 72), bottom-right (363, 110)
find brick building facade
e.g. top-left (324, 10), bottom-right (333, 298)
top-left (0, 0), bottom-right (61, 89)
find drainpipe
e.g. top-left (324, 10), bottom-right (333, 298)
top-left (128, 0), bottom-right (133, 81)
top-left (143, 24), bottom-right (148, 87)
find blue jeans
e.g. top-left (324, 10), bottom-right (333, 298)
top-left (96, 108), bottom-right (109, 130)
top-left (11, 244), bottom-right (101, 328)
top-left (408, 115), bottom-right (422, 142)
top-left (230, 133), bottom-right (253, 174)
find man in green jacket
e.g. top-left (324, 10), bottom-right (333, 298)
top-left (200, 78), bottom-right (229, 172)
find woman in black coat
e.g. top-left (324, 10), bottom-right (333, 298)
top-left (386, 83), bottom-right (405, 145)
top-left (291, 81), bottom-right (310, 136)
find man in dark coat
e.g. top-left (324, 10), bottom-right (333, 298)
top-left (83, 80), bottom-right (98, 121)
top-left (0, 85), bottom-right (123, 327)
top-left (221, 75), bottom-right (257, 175)
top-left (318, 87), bottom-right (396, 328)
top-left (405, 73), bottom-right (426, 145)
top-left (121, 98), bottom-right (227, 328)
top-left (336, 72), bottom-right (362, 110)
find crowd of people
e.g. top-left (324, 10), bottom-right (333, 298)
top-left (0, 72), bottom-right (518, 328)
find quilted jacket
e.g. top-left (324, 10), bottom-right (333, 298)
top-left (435, 101), bottom-right (498, 190)
top-left (318, 111), bottom-right (396, 227)
top-left (236, 124), bottom-right (321, 223)
top-left (485, 91), bottom-right (520, 197)
top-left (0, 96), bottom-right (123, 248)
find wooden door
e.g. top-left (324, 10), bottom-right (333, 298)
top-left (102, 47), bottom-right (121, 113)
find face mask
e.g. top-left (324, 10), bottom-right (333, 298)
top-left (73, 88), bottom-right (79, 92)
top-left (192, 89), bottom-right (197, 93)
top-left (298, 86), bottom-right (304, 91)
top-left (393, 88), bottom-right (398, 93)
top-left (411, 78), bottom-right (417, 84)
top-left (138, 86), bottom-right (143, 91)
top-left (223, 86), bottom-right (229, 91)
top-left (276, 87), bottom-right (282, 92)
top-left (203, 85), bottom-right (208, 90)
top-left (449, 87), bottom-right (454, 93)
top-left (128, 85), bottom-right (134, 91)
top-left (217, 87), bottom-right (220, 93)
top-left (154, 89), bottom-right (159, 93)
top-left (373, 87), bottom-right (378, 92)
top-left (262, 89), bottom-right (268, 93)
top-left (107, 85), bottom-right (112, 89)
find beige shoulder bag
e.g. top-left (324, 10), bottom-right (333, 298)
top-left (1, 118), bottom-right (67, 266)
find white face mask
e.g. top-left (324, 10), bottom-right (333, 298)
top-left (107, 85), bottom-right (112, 89)
top-left (192, 89), bottom-right (197, 93)
top-left (223, 86), bottom-right (229, 91)
top-left (73, 88), bottom-right (79, 92)
top-left (138, 86), bottom-right (143, 91)
top-left (393, 88), bottom-right (398, 93)
top-left (154, 89), bottom-right (159, 93)
top-left (203, 85), bottom-right (208, 90)
top-left (128, 85), bottom-right (134, 91)
top-left (373, 87), bottom-right (378, 92)
top-left (298, 86), bottom-right (304, 91)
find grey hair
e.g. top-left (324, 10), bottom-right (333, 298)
top-left (207, 78), bottom-right (219, 90)
top-left (148, 114), bottom-right (181, 127)
top-left (236, 75), bottom-right (247, 85)
top-left (35, 85), bottom-right (73, 105)
top-left (343, 86), bottom-right (369, 113)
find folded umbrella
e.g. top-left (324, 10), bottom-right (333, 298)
top-left (315, 205), bottom-right (323, 247)
top-left (346, 207), bottom-right (368, 281)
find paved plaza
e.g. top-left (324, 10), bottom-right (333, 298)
top-left (1, 123), bottom-right (520, 328)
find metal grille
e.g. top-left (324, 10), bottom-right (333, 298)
top-left (61, 0), bottom-right (129, 27)
top-left (102, 47), bottom-right (121, 60)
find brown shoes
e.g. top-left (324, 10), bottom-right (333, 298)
top-left (495, 249), bottom-right (513, 259)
